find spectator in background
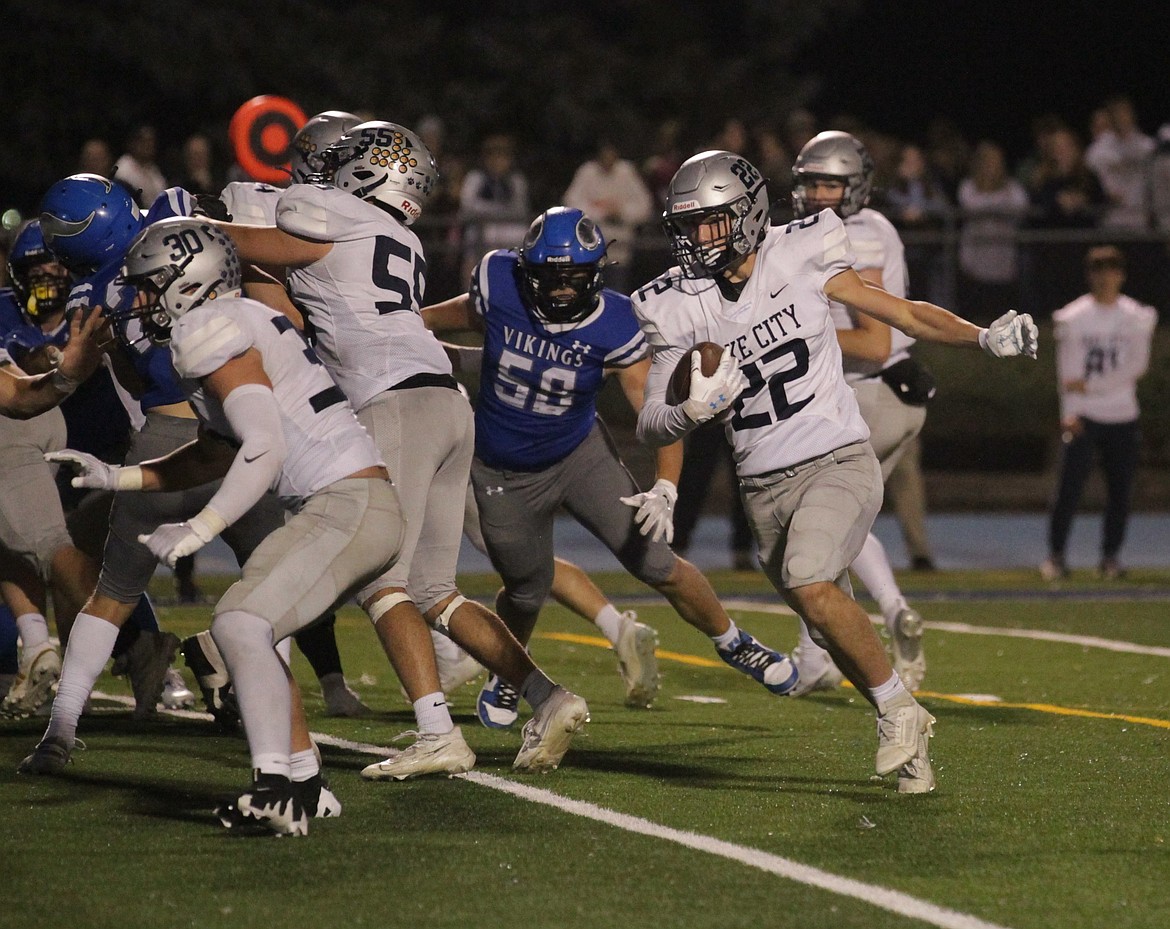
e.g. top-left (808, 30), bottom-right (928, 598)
top-left (563, 140), bottom-right (653, 293)
top-left (884, 143), bottom-right (952, 305)
top-left (1041, 246), bottom-right (1157, 581)
top-left (642, 118), bottom-right (685, 211)
top-left (113, 125), bottom-right (168, 207)
top-left (175, 133), bottom-right (219, 197)
top-left (459, 133), bottom-right (529, 282)
top-left (1027, 127), bottom-right (1106, 312)
top-left (925, 117), bottom-right (971, 201)
top-left (415, 115), bottom-right (467, 301)
top-left (1084, 96), bottom-right (1155, 231)
top-left (1151, 123), bottom-right (1170, 234)
top-left (783, 108), bottom-right (817, 160)
top-left (957, 140), bottom-right (1030, 323)
top-left (754, 125), bottom-right (793, 223)
top-left (78, 139), bottom-right (115, 177)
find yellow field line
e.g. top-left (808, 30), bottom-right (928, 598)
top-left (536, 631), bottom-right (1170, 730)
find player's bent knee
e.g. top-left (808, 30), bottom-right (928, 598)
top-left (364, 590), bottom-right (412, 625)
top-left (426, 594), bottom-right (467, 635)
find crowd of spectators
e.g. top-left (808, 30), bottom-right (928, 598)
top-left (5, 96), bottom-right (1170, 315)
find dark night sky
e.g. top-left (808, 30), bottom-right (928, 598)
top-left (793, 1), bottom-right (1170, 155)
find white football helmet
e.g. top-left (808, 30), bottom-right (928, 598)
top-left (289, 110), bottom-right (362, 184)
top-left (791, 130), bottom-right (874, 219)
top-left (662, 150), bottom-right (769, 278)
top-left (115, 217), bottom-right (242, 343)
top-left (322, 121), bottom-right (438, 225)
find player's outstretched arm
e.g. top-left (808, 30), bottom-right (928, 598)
top-left (826, 268), bottom-right (1038, 358)
top-left (210, 220), bottom-right (331, 270)
top-left (422, 293), bottom-right (480, 333)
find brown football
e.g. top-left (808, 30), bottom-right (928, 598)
top-left (666, 341), bottom-right (726, 405)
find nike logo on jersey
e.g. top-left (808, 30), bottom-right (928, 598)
top-left (769, 284), bottom-right (789, 299)
top-left (485, 486), bottom-right (504, 496)
top-left (243, 451), bottom-right (269, 463)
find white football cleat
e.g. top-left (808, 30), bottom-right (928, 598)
top-left (360, 727), bottom-right (476, 781)
top-left (513, 686), bottom-right (589, 774)
top-left (788, 642), bottom-right (844, 697)
top-left (1, 642), bottom-right (61, 718)
top-left (613, 611), bottom-right (659, 708)
top-left (890, 607), bottom-right (926, 692)
top-left (876, 696), bottom-right (935, 777)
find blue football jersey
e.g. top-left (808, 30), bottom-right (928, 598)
top-left (471, 250), bottom-right (647, 470)
top-left (65, 187), bottom-right (195, 412)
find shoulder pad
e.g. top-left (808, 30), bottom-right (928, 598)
top-left (170, 307), bottom-right (251, 380)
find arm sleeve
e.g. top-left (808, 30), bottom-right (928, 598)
top-left (635, 347), bottom-right (696, 447)
top-left (202, 383), bottom-right (287, 526)
top-left (1053, 316), bottom-right (1085, 419)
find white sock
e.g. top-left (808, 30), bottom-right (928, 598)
top-left (44, 612), bottom-right (120, 745)
top-left (211, 610), bottom-right (291, 779)
top-left (16, 613), bottom-right (51, 652)
top-left (290, 748), bottom-right (320, 782)
top-left (851, 533), bottom-right (907, 625)
top-left (796, 620), bottom-right (833, 662)
top-left (413, 692), bottom-right (453, 735)
top-left (870, 672), bottom-right (910, 714)
top-left (593, 605), bottom-right (624, 645)
top-left (712, 620), bottom-right (741, 652)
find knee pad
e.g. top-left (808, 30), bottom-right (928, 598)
top-left (429, 595), bottom-right (467, 635)
top-left (365, 591), bottom-right (412, 625)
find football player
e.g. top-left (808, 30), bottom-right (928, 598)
top-left (424, 205), bottom-right (801, 727)
top-left (1, 220), bottom-right (186, 713)
top-left (789, 130), bottom-right (931, 692)
top-left (29, 218), bottom-right (401, 835)
top-left (634, 151), bottom-right (1037, 794)
top-left (214, 121), bottom-right (589, 777)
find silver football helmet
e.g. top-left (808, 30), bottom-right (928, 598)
top-left (791, 130), bottom-right (874, 219)
top-left (115, 217), bottom-right (242, 343)
top-left (322, 121), bottom-right (438, 225)
top-left (662, 150), bottom-right (769, 278)
top-left (289, 110), bottom-right (362, 184)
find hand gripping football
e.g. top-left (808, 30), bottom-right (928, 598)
top-left (666, 341), bottom-right (725, 405)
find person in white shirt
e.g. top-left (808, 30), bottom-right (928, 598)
top-left (1042, 246), bottom-right (1157, 581)
top-left (634, 150), bottom-right (1037, 793)
top-left (113, 125), bottom-right (169, 208)
top-left (1083, 96), bottom-right (1155, 231)
top-left (563, 141), bottom-right (653, 292)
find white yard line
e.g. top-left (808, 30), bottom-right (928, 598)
top-left (720, 599), bottom-right (1170, 659)
top-left (86, 691), bottom-right (1014, 928)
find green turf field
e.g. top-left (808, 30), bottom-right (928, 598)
top-left (3, 570), bottom-right (1168, 929)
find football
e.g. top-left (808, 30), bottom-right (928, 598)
top-left (666, 341), bottom-right (726, 405)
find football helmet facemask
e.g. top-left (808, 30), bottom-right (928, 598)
top-left (663, 151), bottom-right (769, 278)
top-left (289, 110), bottom-right (362, 184)
top-left (7, 221), bottom-right (71, 321)
top-left (39, 174), bottom-right (144, 277)
top-left (319, 121), bottom-right (437, 225)
top-left (791, 130), bottom-right (874, 219)
top-left (517, 207), bottom-right (607, 325)
top-left (113, 218), bottom-right (243, 345)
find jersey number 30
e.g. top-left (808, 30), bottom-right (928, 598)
top-left (730, 338), bottom-right (813, 431)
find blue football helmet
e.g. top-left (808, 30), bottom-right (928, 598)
top-left (517, 207), bottom-right (607, 325)
top-left (38, 174), bottom-right (144, 276)
top-left (6, 220), bottom-right (72, 321)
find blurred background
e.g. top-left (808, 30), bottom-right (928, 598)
top-left (3, 0), bottom-right (1167, 541)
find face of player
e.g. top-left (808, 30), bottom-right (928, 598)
top-left (799, 177), bottom-right (847, 213)
top-left (23, 260), bottom-right (72, 321)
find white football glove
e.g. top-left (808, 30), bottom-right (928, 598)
top-left (979, 310), bottom-right (1038, 359)
top-left (138, 509), bottom-right (226, 569)
top-left (680, 349), bottom-right (748, 423)
top-left (44, 450), bottom-right (143, 490)
top-left (620, 478), bottom-right (678, 544)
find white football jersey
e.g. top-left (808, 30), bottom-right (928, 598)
top-left (1052, 293), bottom-right (1157, 423)
top-left (634, 210), bottom-right (869, 475)
top-left (220, 181), bottom-right (282, 225)
top-left (277, 184), bottom-right (450, 411)
top-left (831, 207), bottom-right (914, 381)
top-left (169, 295), bottom-right (383, 502)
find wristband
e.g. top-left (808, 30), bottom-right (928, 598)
top-left (189, 507), bottom-right (229, 543)
top-left (49, 368), bottom-right (81, 396)
top-left (115, 466), bottom-right (145, 491)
